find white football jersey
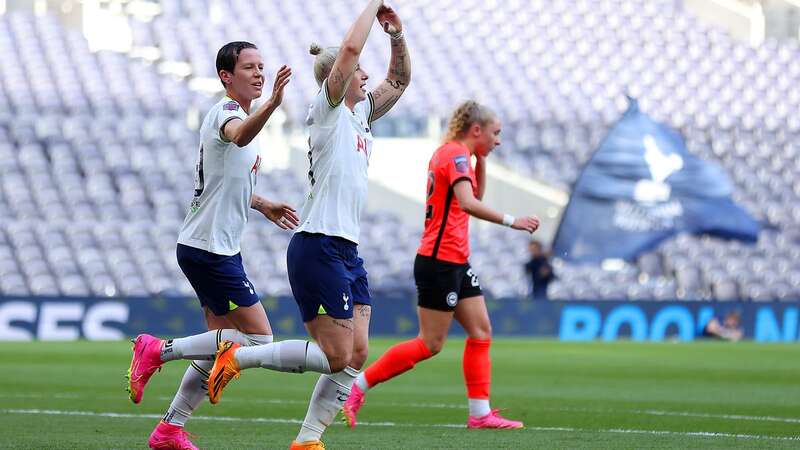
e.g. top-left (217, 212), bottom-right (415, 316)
top-left (296, 82), bottom-right (374, 244)
top-left (177, 96), bottom-right (261, 255)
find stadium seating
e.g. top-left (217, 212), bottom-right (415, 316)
top-left (0, 0), bottom-right (798, 301)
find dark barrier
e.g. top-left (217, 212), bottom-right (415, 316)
top-left (0, 296), bottom-right (797, 342)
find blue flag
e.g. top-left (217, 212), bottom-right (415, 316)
top-left (553, 98), bottom-right (759, 263)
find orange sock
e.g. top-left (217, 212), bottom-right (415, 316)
top-left (363, 337), bottom-right (432, 388)
top-left (463, 338), bottom-right (491, 399)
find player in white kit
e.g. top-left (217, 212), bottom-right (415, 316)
top-left (126, 41), bottom-right (330, 450)
top-left (205, 2), bottom-right (411, 448)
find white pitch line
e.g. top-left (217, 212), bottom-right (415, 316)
top-left (548, 406), bottom-right (800, 425)
top-left (2, 409), bottom-right (799, 442)
top-left (604, 428), bottom-right (800, 442)
top-left (635, 409), bottom-right (800, 425)
top-left (3, 392), bottom-right (800, 425)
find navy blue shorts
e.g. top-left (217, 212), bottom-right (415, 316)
top-left (176, 244), bottom-right (259, 316)
top-left (287, 232), bottom-right (371, 322)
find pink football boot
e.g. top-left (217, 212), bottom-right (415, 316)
top-left (126, 334), bottom-right (164, 404)
top-left (467, 409), bottom-right (524, 429)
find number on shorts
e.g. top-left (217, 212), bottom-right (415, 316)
top-left (467, 268), bottom-right (479, 287)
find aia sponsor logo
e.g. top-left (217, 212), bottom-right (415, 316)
top-left (356, 135), bottom-right (367, 157)
top-left (251, 155), bottom-right (262, 175)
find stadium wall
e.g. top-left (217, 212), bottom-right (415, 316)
top-left (1, 296), bottom-right (798, 343)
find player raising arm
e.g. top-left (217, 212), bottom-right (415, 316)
top-left (204, 2), bottom-right (410, 449)
top-left (343, 100), bottom-right (538, 430)
top-left (125, 41), bottom-right (311, 450)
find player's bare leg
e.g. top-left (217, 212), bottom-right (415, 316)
top-left (340, 305), bottom-right (371, 427)
top-left (291, 314), bottom-right (359, 448)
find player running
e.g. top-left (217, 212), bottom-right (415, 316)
top-left (342, 101), bottom-right (539, 430)
top-left (126, 41), bottom-right (322, 450)
top-left (206, 1), bottom-right (410, 449)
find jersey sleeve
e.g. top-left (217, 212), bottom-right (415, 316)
top-left (444, 148), bottom-right (475, 187)
top-left (216, 99), bottom-right (247, 143)
top-left (364, 92), bottom-right (376, 125)
top-left (353, 96), bottom-right (374, 127)
top-left (305, 80), bottom-right (341, 128)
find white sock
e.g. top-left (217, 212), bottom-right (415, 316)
top-left (162, 360), bottom-right (212, 427)
top-left (354, 372), bottom-right (370, 392)
top-left (296, 366), bottom-right (358, 443)
top-left (160, 334), bottom-right (273, 426)
top-left (235, 340), bottom-right (331, 374)
top-left (468, 398), bottom-right (491, 417)
top-left (160, 330), bottom-right (271, 361)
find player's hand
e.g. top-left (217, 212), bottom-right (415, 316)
top-left (268, 65), bottom-right (292, 108)
top-left (260, 201), bottom-right (300, 230)
top-left (512, 215), bottom-right (539, 234)
top-left (377, 5), bottom-right (402, 34)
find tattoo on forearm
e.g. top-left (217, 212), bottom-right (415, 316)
top-left (390, 36), bottom-right (407, 52)
top-left (373, 92), bottom-right (401, 118)
top-left (371, 85), bottom-right (389, 101)
top-left (251, 196), bottom-right (263, 210)
top-left (386, 79), bottom-right (405, 90)
top-left (388, 39), bottom-right (410, 83)
top-left (370, 37), bottom-right (410, 121)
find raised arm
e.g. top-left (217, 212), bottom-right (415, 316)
top-left (369, 5), bottom-right (410, 122)
top-left (326, 0), bottom-right (384, 107)
top-left (453, 180), bottom-right (539, 233)
top-left (224, 65), bottom-right (291, 147)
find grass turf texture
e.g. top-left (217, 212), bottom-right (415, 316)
top-left (0, 340), bottom-right (798, 449)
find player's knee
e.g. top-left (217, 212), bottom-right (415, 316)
top-left (221, 330), bottom-right (267, 347)
top-left (328, 357), bottom-right (350, 373)
top-left (325, 351), bottom-right (352, 373)
top-left (422, 336), bottom-right (445, 355)
top-left (245, 334), bottom-right (273, 346)
top-left (468, 324), bottom-right (492, 341)
top-left (349, 346), bottom-right (369, 370)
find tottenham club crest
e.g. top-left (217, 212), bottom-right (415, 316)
top-left (446, 292), bottom-right (458, 307)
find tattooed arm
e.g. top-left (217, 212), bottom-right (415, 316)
top-left (368, 5), bottom-right (410, 123)
top-left (326, 0), bottom-right (384, 107)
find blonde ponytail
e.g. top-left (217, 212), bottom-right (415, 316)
top-left (309, 42), bottom-right (340, 87)
top-left (445, 101), bottom-right (496, 142)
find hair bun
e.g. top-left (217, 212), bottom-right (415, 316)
top-left (309, 43), bottom-right (323, 56)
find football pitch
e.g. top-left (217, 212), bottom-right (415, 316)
top-left (0, 339), bottom-right (798, 449)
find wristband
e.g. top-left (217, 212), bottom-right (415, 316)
top-left (502, 214), bottom-right (515, 227)
top-left (390, 31), bottom-right (404, 40)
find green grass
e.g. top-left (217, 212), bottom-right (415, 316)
top-left (0, 339), bottom-right (798, 449)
